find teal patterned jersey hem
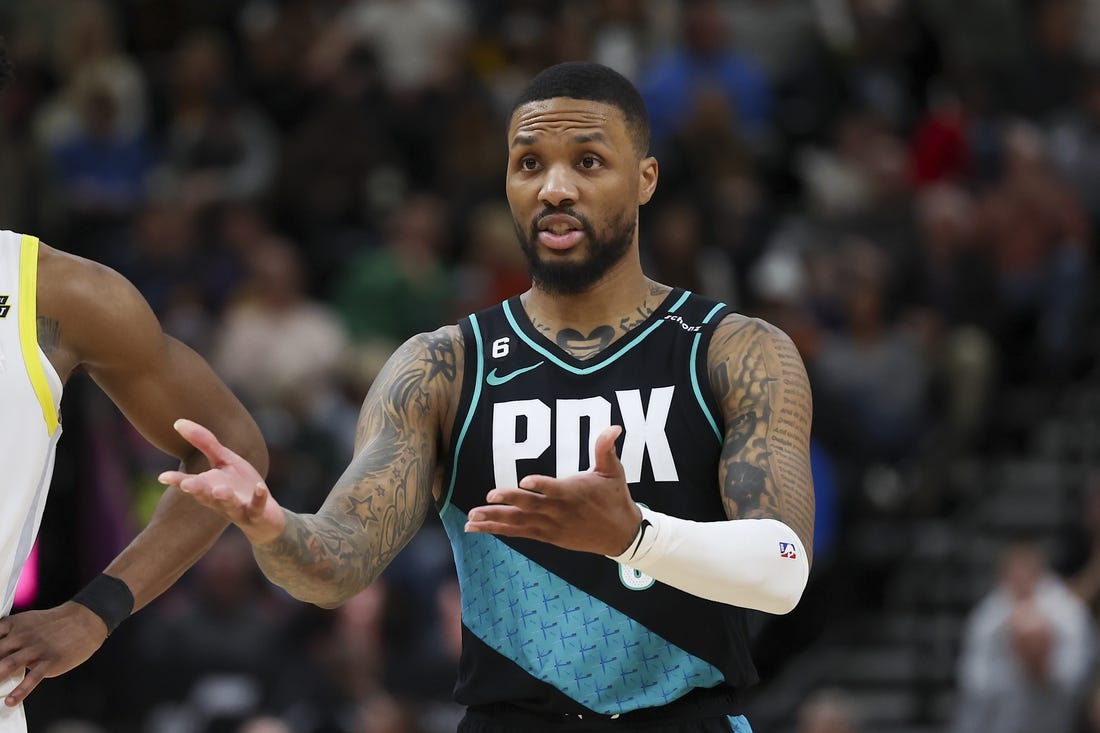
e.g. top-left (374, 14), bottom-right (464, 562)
top-left (729, 715), bottom-right (753, 732)
top-left (441, 504), bottom-right (724, 715)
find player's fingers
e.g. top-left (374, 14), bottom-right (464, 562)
top-left (467, 504), bottom-right (531, 524)
top-left (0, 650), bottom-right (34, 695)
top-left (466, 510), bottom-right (543, 539)
top-left (173, 419), bottom-right (240, 467)
top-left (157, 470), bottom-right (190, 486)
top-left (177, 475), bottom-right (215, 497)
top-left (5, 666), bottom-right (46, 706)
top-left (0, 619), bottom-right (9, 639)
top-left (591, 425), bottom-right (624, 477)
top-left (485, 487), bottom-right (544, 509)
top-left (245, 483), bottom-right (269, 521)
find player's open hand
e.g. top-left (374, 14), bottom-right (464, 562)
top-left (158, 419), bottom-right (285, 545)
top-left (465, 425), bottom-right (643, 556)
top-left (0, 602), bottom-right (107, 707)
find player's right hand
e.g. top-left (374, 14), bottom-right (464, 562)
top-left (158, 418), bottom-right (286, 545)
top-left (0, 602), bottom-right (107, 707)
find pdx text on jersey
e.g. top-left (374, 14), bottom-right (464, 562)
top-left (492, 385), bottom-right (679, 487)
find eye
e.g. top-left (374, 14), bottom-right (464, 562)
top-left (579, 155), bottom-right (602, 170)
top-left (519, 157), bottom-right (540, 171)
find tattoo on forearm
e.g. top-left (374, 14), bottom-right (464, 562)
top-left (712, 317), bottom-right (815, 558)
top-left (255, 329), bottom-right (457, 604)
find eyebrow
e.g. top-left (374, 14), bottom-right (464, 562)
top-left (509, 132), bottom-right (612, 149)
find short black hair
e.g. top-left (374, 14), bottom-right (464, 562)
top-left (0, 38), bottom-right (12, 92)
top-left (511, 62), bottom-right (651, 156)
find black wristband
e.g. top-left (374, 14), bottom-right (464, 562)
top-left (71, 574), bottom-right (134, 635)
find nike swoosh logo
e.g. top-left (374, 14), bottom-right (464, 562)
top-left (486, 361), bottom-right (545, 386)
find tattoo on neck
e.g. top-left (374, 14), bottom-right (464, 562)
top-left (555, 325), bottom-right (615, 360)
top-left (37, 317), bottom-right (61, 351)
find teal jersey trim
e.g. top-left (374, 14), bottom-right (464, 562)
top-left (729, 715), bottom-right (753, 732)
top-left (501, 290), bottom-right (693, 375)
top-left (440, 314), bottom-right (485, 515)
top-left (690, 302), bottom-right (728, 443)
top-left (441, 504), bottom-right (724, 715)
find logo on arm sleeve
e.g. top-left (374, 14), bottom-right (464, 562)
top-left (0, 295), bottom-right (10, 318)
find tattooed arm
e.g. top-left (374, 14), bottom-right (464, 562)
top-left (587, 314), bottom-right (813, 614)
top-left (708, 314), bottom-right (815, 567)
top-left (161, 326), bottom-right (461, 608)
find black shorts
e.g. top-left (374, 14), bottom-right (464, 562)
top-left (457, 687), bottom-right (752, 733)
top-left (458, 710), bottom-right (753, 733)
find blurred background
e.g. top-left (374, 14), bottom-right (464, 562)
top-left (4, 0), bottom-right (1100, 731)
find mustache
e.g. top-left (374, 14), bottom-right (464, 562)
top-left (532, 206), bottom-right (591, 231)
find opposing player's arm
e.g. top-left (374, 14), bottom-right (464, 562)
top-left (0, 246), bottom-right (269, 708)
top-left (41, 245), bottom-right (270, 609)
top-left (248, 326), bottom-right (459, 608)
top-left (605, 314), bottom-right (813, 615)
top-left (709, 314), bottom-right (815, 564)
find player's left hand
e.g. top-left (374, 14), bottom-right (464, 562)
top-left (465, 425), bottom-right (643, 556)
top-left (0, 602), bottom-right (108, 706)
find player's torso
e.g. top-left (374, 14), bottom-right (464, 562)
top-left (440, 289), bottom-right (758, 716)
top-left (0, 231), bottom-right (63, 618)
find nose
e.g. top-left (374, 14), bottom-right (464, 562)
top-left (539, 163), bottom-right (578, 208)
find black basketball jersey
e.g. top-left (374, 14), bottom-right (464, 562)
top-left (439, 288), bottom-right (758, 717)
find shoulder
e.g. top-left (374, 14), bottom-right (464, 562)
top-left (37, 243), bottom-right (122, 306)
top-left (36, 243), bottom-right (163, 364)
top-left (384, 325), bottom-right (465, 400)
top-left (708, 313), bottom-right (795, 356)
top-left (37, 244), bottom-right (152, 324)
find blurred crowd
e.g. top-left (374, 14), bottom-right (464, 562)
top-left (4, 0), bottom-right (1100, 731)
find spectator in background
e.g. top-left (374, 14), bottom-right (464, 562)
top-left (453, 200), bottom-right (530, 315)
top-left (811, 237), bottom-right (930, 467)
top-left (639, 0), bottom-right (773, 148)
top-left (46, 74), bottom-right (154, 259)
top-left (332, 194), bottom-right (454, 346)
top-left (1049, 67), bottom-right (1100, 229)
top-left (155, 31), bottom-right (279, 211)
top-left (952, 541), bottom-right (1095, 733)
top-left (796, 687), bottom-right (861, 733)
top-left (132, 532), bottom-right (288, 733)
top-left (212, 237), bottom-right (349, 414)
top-left (33, 0), bottom-right (148, 152)
top-left (977, 121), bottom-right (1090, 379)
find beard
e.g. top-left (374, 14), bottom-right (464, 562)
top-left (515, 206), bottom-right (636, 296)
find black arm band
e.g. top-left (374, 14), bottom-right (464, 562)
top-left (71, 574), bottom-right (134, 635)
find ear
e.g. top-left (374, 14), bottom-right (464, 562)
top-left (638, 156), bottom-right (659, 206)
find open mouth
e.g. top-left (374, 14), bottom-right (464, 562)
top-left (536, 214), bottom-right (585, 250)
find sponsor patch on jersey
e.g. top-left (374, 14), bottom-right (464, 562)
top-left (0, 295), bottom-right (9, 318)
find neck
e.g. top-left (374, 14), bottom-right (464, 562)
top-left (520, 252), bottom-right (671, 359)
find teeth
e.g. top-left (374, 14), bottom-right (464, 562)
top-left (550, 224), bottom-right (573, 235)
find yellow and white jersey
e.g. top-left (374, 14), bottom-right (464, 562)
top-left (0, 231), bottom-right (62, 619)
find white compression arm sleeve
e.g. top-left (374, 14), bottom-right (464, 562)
top-left (607, 504), bottom-right (810, 615)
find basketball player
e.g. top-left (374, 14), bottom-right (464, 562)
top-left (161, 62), bottom-right (814, 732)
top-left (0, 38), bottom-right (268, 732)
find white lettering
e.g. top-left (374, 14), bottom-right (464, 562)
top-left (617, 387), bottom-right (678, 482)
top-left (555, 397), bottom-right (612, 477)
top-left (493, 400), bottom-right (551, 487)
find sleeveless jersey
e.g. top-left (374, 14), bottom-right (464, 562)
top-left (0, 232), bottom-right (63, 618)
top-left (439, 289), bottom-right (758, 717)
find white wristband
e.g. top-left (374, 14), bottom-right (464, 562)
top-left (607, 504), bottom-right (809, 615)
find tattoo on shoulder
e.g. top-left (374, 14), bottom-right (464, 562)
top-left (37, 317), bottom-right (61, 351)
top-left (711, 317), bottom-right (814, 553)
